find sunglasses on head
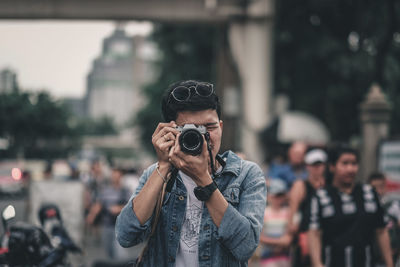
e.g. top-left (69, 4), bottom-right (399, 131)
top-left (169, 82), bottom-right (214, 102)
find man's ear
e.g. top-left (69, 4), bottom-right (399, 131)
top-left (219, 120), bottom-right (223, 131)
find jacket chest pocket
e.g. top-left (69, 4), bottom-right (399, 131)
top-left (223, 187), bottom-right (240, 207)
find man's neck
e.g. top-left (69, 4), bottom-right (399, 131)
top-left (308, 175), bottom-right (325, 189)
top-left (333, 179), bottom-right (355, 194)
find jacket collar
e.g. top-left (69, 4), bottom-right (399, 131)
top-left (218, 150), bottom-right (242, 177)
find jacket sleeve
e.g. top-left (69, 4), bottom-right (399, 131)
top-left (115, 164), bottom-right (156, 248)
top-left (215, 162), bottom-right (267, 261)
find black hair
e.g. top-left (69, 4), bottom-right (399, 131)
top-left (327, 143), bottom-right (359, 165)
top-left (161, 80), bottom-right (221, 122)
top-left (368, 171), bottom-right (386, 183)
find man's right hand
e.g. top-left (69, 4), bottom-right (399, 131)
top-left (152, 121), bottom-right (179, 167)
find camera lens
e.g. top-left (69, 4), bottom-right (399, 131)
top-left (179, 129), bottom-right (203, 155)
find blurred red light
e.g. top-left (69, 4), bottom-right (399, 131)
top-left (46, 209), bottom-right (57, 217)
top-left (11, 168), bottom-right (22, 180)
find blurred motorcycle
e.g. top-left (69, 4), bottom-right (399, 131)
top-left (0, 204), bottom-right (81, 266)
top-left (38, 203), bottom-right (82, 255)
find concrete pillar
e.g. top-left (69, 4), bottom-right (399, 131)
top-left (215, 27), bottom-right (241, 153)
top-left (360, 84), bottom-right (392, 181)
top-left (228, 0), bottom-right (275, 164)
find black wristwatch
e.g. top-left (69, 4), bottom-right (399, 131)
top-left (194, 181), bottom-right (218, 201)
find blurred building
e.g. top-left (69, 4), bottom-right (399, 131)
top-left (85, 24), bottom-right (156, 126)
top-left (0, 68), bottom-right (19, 94)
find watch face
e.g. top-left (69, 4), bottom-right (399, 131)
top-left (194, 181), bottom-right (217, 201)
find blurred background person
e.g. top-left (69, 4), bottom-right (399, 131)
top-left (308, 144), bottom-right (393, 267)
top-left (86, 167), bottom-right (131, 260)
top-left (82, 160), bottom-right (105, 233)
top-left (43, 161), bottom-right (53, 180)
top-left (121, 167), bottom-right (141, 195)
top-left (268, 141), bottom-right (308, 189)
top-left (255, 178), bottom-right (292, 267)
top-left (369, 172), bottom-right (389, 200)
top-left (368, 172), bottom-right (400, 266)
top-left (288, 148), bottom-right (327, 267)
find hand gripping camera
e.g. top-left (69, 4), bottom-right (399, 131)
top-left (176, 124), bottom-right (208, 156)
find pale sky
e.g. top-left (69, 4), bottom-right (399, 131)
top-left (0, 20), bottom-right (153, 98)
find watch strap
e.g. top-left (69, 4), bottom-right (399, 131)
top-left (194, 180), bottom-right (218, 201)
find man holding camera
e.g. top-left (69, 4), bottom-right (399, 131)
top-left (116, 80), bottom-right (267, 266)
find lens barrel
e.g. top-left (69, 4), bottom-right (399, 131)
top-left (179, 128), bottom-right (203, 155)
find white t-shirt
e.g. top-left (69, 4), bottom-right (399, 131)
top-left (175, 171), bottom-right (203, 267)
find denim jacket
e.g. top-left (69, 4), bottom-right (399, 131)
top-left (115, 151), bottom-right (267, 267)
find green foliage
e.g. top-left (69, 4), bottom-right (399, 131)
top-left (0, 91), bottom-right (78, 158)
top-left (0, 90), bottom-right (119, 158)
top-left (274, 0), bottom-right (400, 140)
top-left (74, 116), bottom-right (118, 136)
top-left (135, 24), bottom-right (218, 153)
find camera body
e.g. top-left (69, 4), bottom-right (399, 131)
top-left (176, 124), bottom-right (207, 156)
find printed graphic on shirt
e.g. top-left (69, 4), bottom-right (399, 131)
top-left (181, 203), bottom-right (202, 248)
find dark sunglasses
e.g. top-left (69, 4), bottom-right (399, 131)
top-left (170, 83), bottom-right (214, 102)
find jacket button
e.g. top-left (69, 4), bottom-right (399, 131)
top-left (168, 255), bottom-right (174, 262)
top-left (172, 225), bottom-right (178, 232)
top-left (204, 225), bottom-right (210, 230)
top-left (202, 255), bottom-right (209, 260)
top-left (178, 195), bottom-right (184, 201)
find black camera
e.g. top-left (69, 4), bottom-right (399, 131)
top-left (176, 124), bottom-right (207, 156)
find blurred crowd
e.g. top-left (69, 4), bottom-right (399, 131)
top-left (69, 160), bottom-right (141, 262)
top-left (43, 159), bottom-right (139, 261)
top-left (29, 140), bottom-right (400, 266)
top-left (249, 141), bottom-right (400, 267)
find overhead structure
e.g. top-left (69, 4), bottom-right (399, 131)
top-left (0, 0), bottom-right (271, 22)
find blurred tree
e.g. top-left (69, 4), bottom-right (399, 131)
top-left (0, 91), bottom-right (78, 158)
top-left (134, 24), bottom-right (218, 152)
top-left (74, 116), bottom-right (118, 136)
top-left (274, 0), bottom-right (400, 141)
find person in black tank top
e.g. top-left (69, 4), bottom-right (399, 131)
top-left (288, 148), bottom-right (327, 267)
top-left (307, 144), bottom-right (393, 267)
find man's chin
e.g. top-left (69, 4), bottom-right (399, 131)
top-left (343, 176), bottom-right (356, 185)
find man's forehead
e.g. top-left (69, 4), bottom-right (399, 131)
top-left (175, 109), bottom-right (219, 125)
